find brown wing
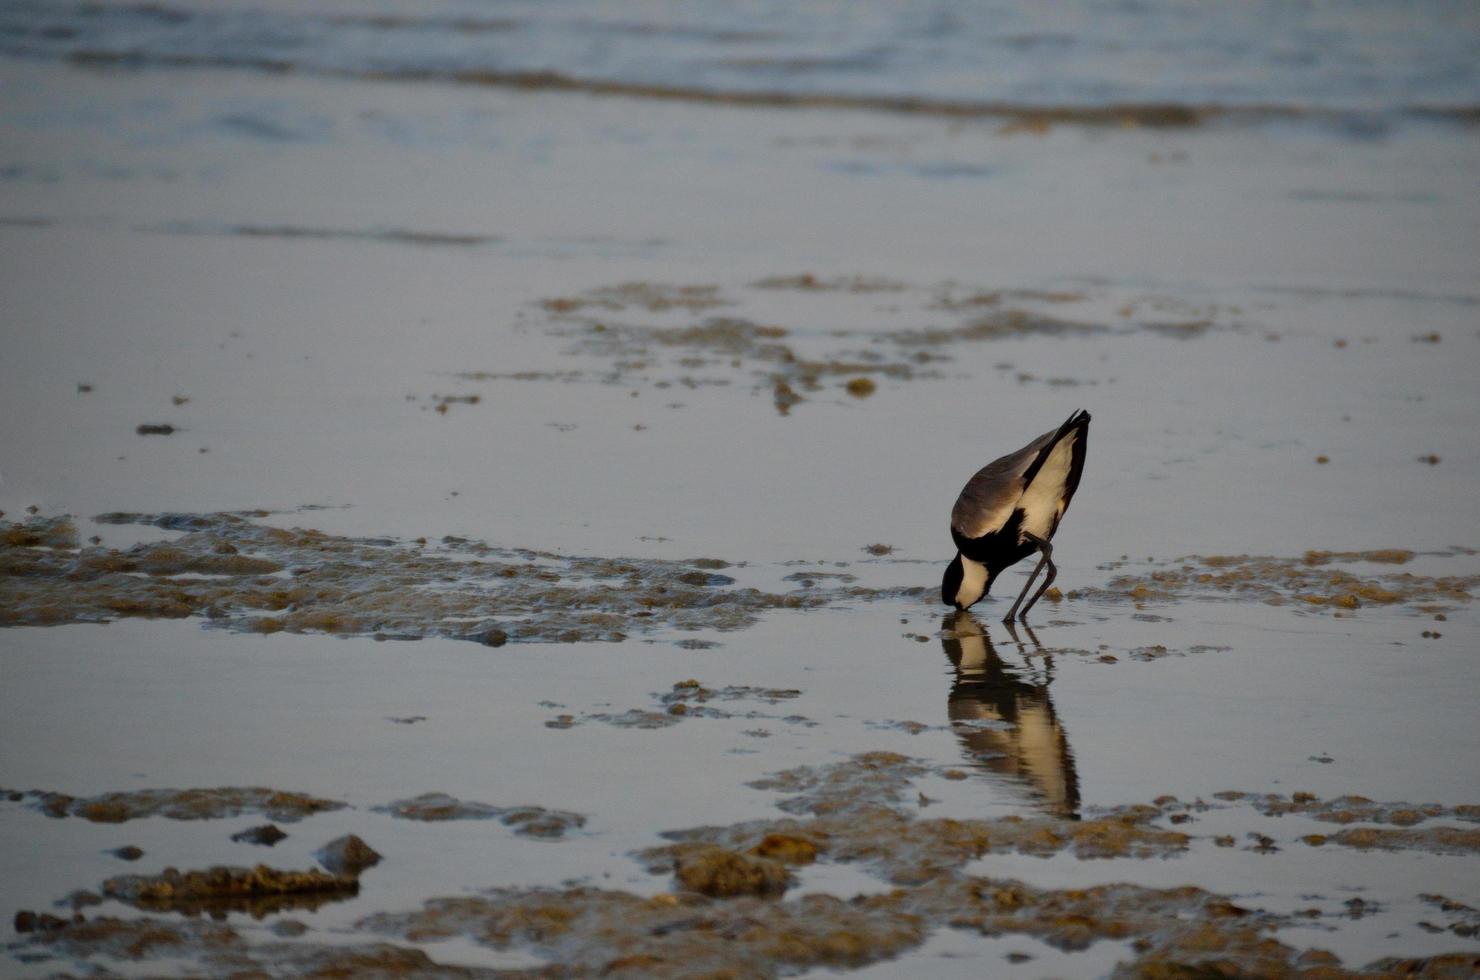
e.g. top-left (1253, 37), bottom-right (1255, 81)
top-left (950, 427), bottom-right (1059, 539)
top-left (951, 410), bottom-right (1090, 540)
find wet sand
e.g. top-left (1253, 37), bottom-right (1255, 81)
top-left (2, 49), bottom-right (1479, 979)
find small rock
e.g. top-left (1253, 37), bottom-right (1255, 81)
top-left (315, 835), bottom-right (382, 876)
top-left (111, 845), bottom-right (145, 861)
top-left (232, 824), bottom-right (288, 846)
top-left (499, 807), bottom-right (586, 839)
top-left (136, 424), bottom-right (176, 435)
top-left (272, 919), bottom-right (309, 937)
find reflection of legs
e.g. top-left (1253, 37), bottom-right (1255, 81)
top-left (1004, 533), bottom-right (1056, 622)
top-left (1003, 620), bottom-right (1044, 653)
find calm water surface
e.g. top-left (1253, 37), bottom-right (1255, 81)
top-left (1, 3), bottom-right (1478, 976)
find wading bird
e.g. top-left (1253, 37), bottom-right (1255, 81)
top-left (941, 409), bottom-right (1090, 621)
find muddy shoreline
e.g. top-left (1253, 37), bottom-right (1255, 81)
top-left (7, 753), bottom-right (1477, 976)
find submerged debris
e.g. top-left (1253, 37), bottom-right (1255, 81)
top-left (1252, 792), bottom-right (1479, 827)
top-left (17, 786), bottom-right (345, 823)
top-left (374, 794), bottom-right (585, 838)
top-left (490, 276), bottom-right (1244, 415)
top-left (1418, 894), bottom-right (1480, 940)
top-left (553, 681), bottom-right (813, 730)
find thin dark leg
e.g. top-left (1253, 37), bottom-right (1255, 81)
top-left (1000, 553), bottom-right (1047, 621)
top-left (1017, 533), bottom-right (1057, 621)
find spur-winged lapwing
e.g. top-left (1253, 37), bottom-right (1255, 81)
top-left (941, 409), bottom-right (1090, 621)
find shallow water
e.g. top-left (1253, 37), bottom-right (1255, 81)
top-left (3, 0), bottom-right (1479, 114)
top-left (2, 8), bottom-right (1479, 977)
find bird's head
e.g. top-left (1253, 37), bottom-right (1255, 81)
top-left (941, 553), bottom-right (990, 610)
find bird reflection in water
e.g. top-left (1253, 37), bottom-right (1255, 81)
top-left (940, 610), bottom-right (1080, 819)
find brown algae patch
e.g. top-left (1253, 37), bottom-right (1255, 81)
top-left (11, 758), bottom-right (1478, 975)
top-left (10, 915), bottom-right (247, 966)
top-left (548, 305), bottom-right (922, 415)
top-left (7, 915), bottom-right (497, 977)
top-left (487, 276), bottom-right (1248, 414)
top-left (1316, 826), bottom-right (1480, 855)
top-left (541, 281), bottom-right (730, 314)
top-left (661, 845), bottom-right (793, 897)
top-left (356, 876), bottom-right (1346, 978)
top-left (374, 794), bottom-right (585, 838)
top-left (0, 515), bottom-right (78, 550)
top-left (645, 753), bottom-right (1189, 889)
top-left (0, 511), bottom-right (832, 643)
top-left (100, 865), bottom-right (359, 917)
top-left (1253, 792), bottom-right (1478, 827)
top-left (1074, 550), bottom-right (1476, 613)
top-left (14, 786), bottom-right (345, 823)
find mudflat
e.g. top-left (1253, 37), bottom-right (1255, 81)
top-left (2, 3), bottom-right (1478, 975)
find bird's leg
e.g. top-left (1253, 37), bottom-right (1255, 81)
top-left (1002, 554), bottom-right (1046, 622)
top-left (1015, 532), bottom-right (1058, 621)
top-left (1004, 533), bottom-right (1057, 622)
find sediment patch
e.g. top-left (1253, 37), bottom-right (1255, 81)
top-left (1075, 549), bottom-right (1476, 613)
top-left (451, 276), bottom-right (1253, 416)
top-left (9, 756), bottom-right (1477, 975)
top-left (650, 753), bottom-right (1190, 888)
top-left (546, 679), bottom-right (814, 731)
top-left (11, 786), bottom-right (345, 824)
top-left (374, 794), bottom-right (585, 838)
top-left (0, 511), bottom-right (837, 643)
top-left (100, 864), bottom-right (359, 917)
